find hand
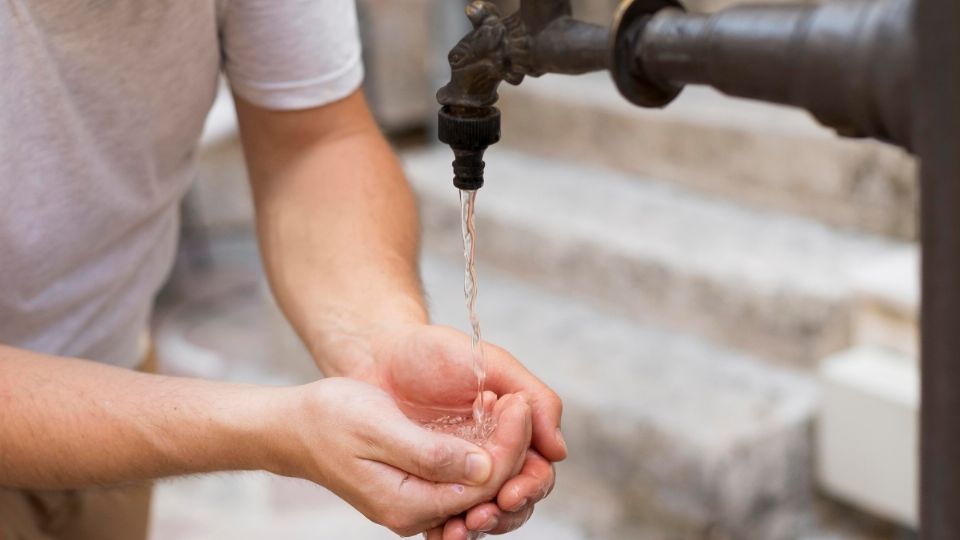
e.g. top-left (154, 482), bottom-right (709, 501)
top-left (272, 377), bottom-right (532, 537)
top-left (353, 324), bottom-right (566, 538)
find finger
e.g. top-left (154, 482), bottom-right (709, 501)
top-left (461, 451), bottom-right (554, 535)
top-left (528, 387), bottom-right (566, 463)
top-left (365, 414), bottom-right (493, 486)
top-left (464, 502), bottom-right (500, 532)
top-left (481, 390), bottom-right (497, 415)
top-left (414, 393), bottom-right (533, 518)
top-left (443, 517), bottom-right (470, 540)
top-left (369, 395), bottom-right (532, 534)
top-left (490, 505), bottom-right (534, 535)
top-left (425, 526), bottom-right (444, 540)
top-left (483, 345), bottom-right (567, 462)
top-left (495, 450), bottom-right (555, 512)
top-left (464, 501), bottom-right (535, 535)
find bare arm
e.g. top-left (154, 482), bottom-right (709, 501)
top-left (235, 89), bottom-right (428, 377)
top-left (0, 344), bottom-right (528, 535)
top-left (0, 344), bottom-right (279, 488)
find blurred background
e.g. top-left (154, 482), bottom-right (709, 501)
top-left (148, 0), bottom-right (921, 538)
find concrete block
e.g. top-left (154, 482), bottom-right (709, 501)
top-left (404, 146), bottom-right (909, 368)
top-left (497, 73), bottom-right (918, 240)
top-left (818, 346), bottom-right (918, 529)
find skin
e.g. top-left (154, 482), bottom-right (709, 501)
top-left (0, 346), bottom-right (530, 536)
top-left (0, 89), bottom-right (564, 537)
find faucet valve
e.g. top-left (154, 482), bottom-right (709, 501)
top-left (437, 0), bottom-right (609, 190)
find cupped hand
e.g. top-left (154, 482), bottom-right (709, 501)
top-left (356, 324), bottom-right (565, 537)
top-left (275, 377), bottom-right (532, 537)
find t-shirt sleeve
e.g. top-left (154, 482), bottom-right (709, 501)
top-left (220, 0), bottom-right (364, 110)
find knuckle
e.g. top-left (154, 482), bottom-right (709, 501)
top-left (420, 441), bottom-right (456, 478)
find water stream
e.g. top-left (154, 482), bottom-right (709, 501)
top-left (419, 189), bottom-right (493, 444)
top-left (460, 189), bottom-right (489, 433)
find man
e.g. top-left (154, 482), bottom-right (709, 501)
top-left (0, 1), bottom-right (565, 539)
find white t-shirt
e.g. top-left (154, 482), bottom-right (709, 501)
top-left (0, 1), bottom-right (364, 368)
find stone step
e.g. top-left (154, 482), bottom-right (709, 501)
top-left (849, 249), bottom-right (919, 358)
top-left (151, 472), bottom-right (587, 540)
top-left (496, 72), bottom-right (918, 240)
top-left (404, 146), bottom-right (909, 369)
top-left (420, 255), bottom-right (819, 539)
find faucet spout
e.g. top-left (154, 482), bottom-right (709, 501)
top-left (437, 0), bottom-right (610, 190)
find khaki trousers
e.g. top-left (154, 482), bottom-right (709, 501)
top-left (0, 349), bottom-right (156, 540)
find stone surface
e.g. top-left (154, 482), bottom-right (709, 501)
top-left (151, 473), bottom-right (585, 540)
top-left (358, 0), bottom-right (435, 133)
top-left (404, 146), bottom-right (909, 369)
top-left (849, 249), bottom-right (919, 358)
top-left (497, 73), bottom-right (918, 240)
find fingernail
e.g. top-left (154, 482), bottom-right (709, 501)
top-left (479, 515), bottom-right (499, 532)
top-left (556, 428), bottom-right (567, 452)
top-left (466, 452), bottom-right (492, 484)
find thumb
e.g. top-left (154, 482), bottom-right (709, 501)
top-left (366, 415), bottom-right (494, 486)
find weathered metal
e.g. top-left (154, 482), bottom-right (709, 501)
top-left (618, 0), bottom-right (914, 148)
top-left (436, 0), bottom-right (608, 190)
top-left (915, 0), bottom-right (960, 535)
top-left (437, 0), bottom-right (609, 110)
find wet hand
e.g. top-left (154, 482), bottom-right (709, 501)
top-left (355, 324), bottom-right (565, 537)
top-left (423, 449), bottom-right (555, 540)
top-left (273, 377), bottom-right (532, 536)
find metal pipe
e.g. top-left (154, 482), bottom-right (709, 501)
top-left (532, 17), bottom-right (610, 75)
top-left (615, 0), bottom-right (914, 148)
top-left (915, 0), bottom-right (960, 534)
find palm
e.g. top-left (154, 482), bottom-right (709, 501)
top-left (354, 322), bottom-right (564, 538)
top-left (369, 325), bottom-right (485, 424)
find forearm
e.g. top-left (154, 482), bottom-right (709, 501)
top-left (238, 91), bottom-right (428, 377)
top-left (0, 345), bottom-right (282, 489)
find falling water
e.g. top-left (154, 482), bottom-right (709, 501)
top-left (418, 190), bottom-right (493, 444)
top-left (460, 189), bottom-right (488, 432)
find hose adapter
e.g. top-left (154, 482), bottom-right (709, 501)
top-left (438, 106), bottom-right (502, 190)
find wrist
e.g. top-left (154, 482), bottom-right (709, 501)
top-left (258, 380), bottom-right (336, 483)
top-left (306, 295), bottom-right (427, 378)
top-left (207, 385), bottom-right (294, 475)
